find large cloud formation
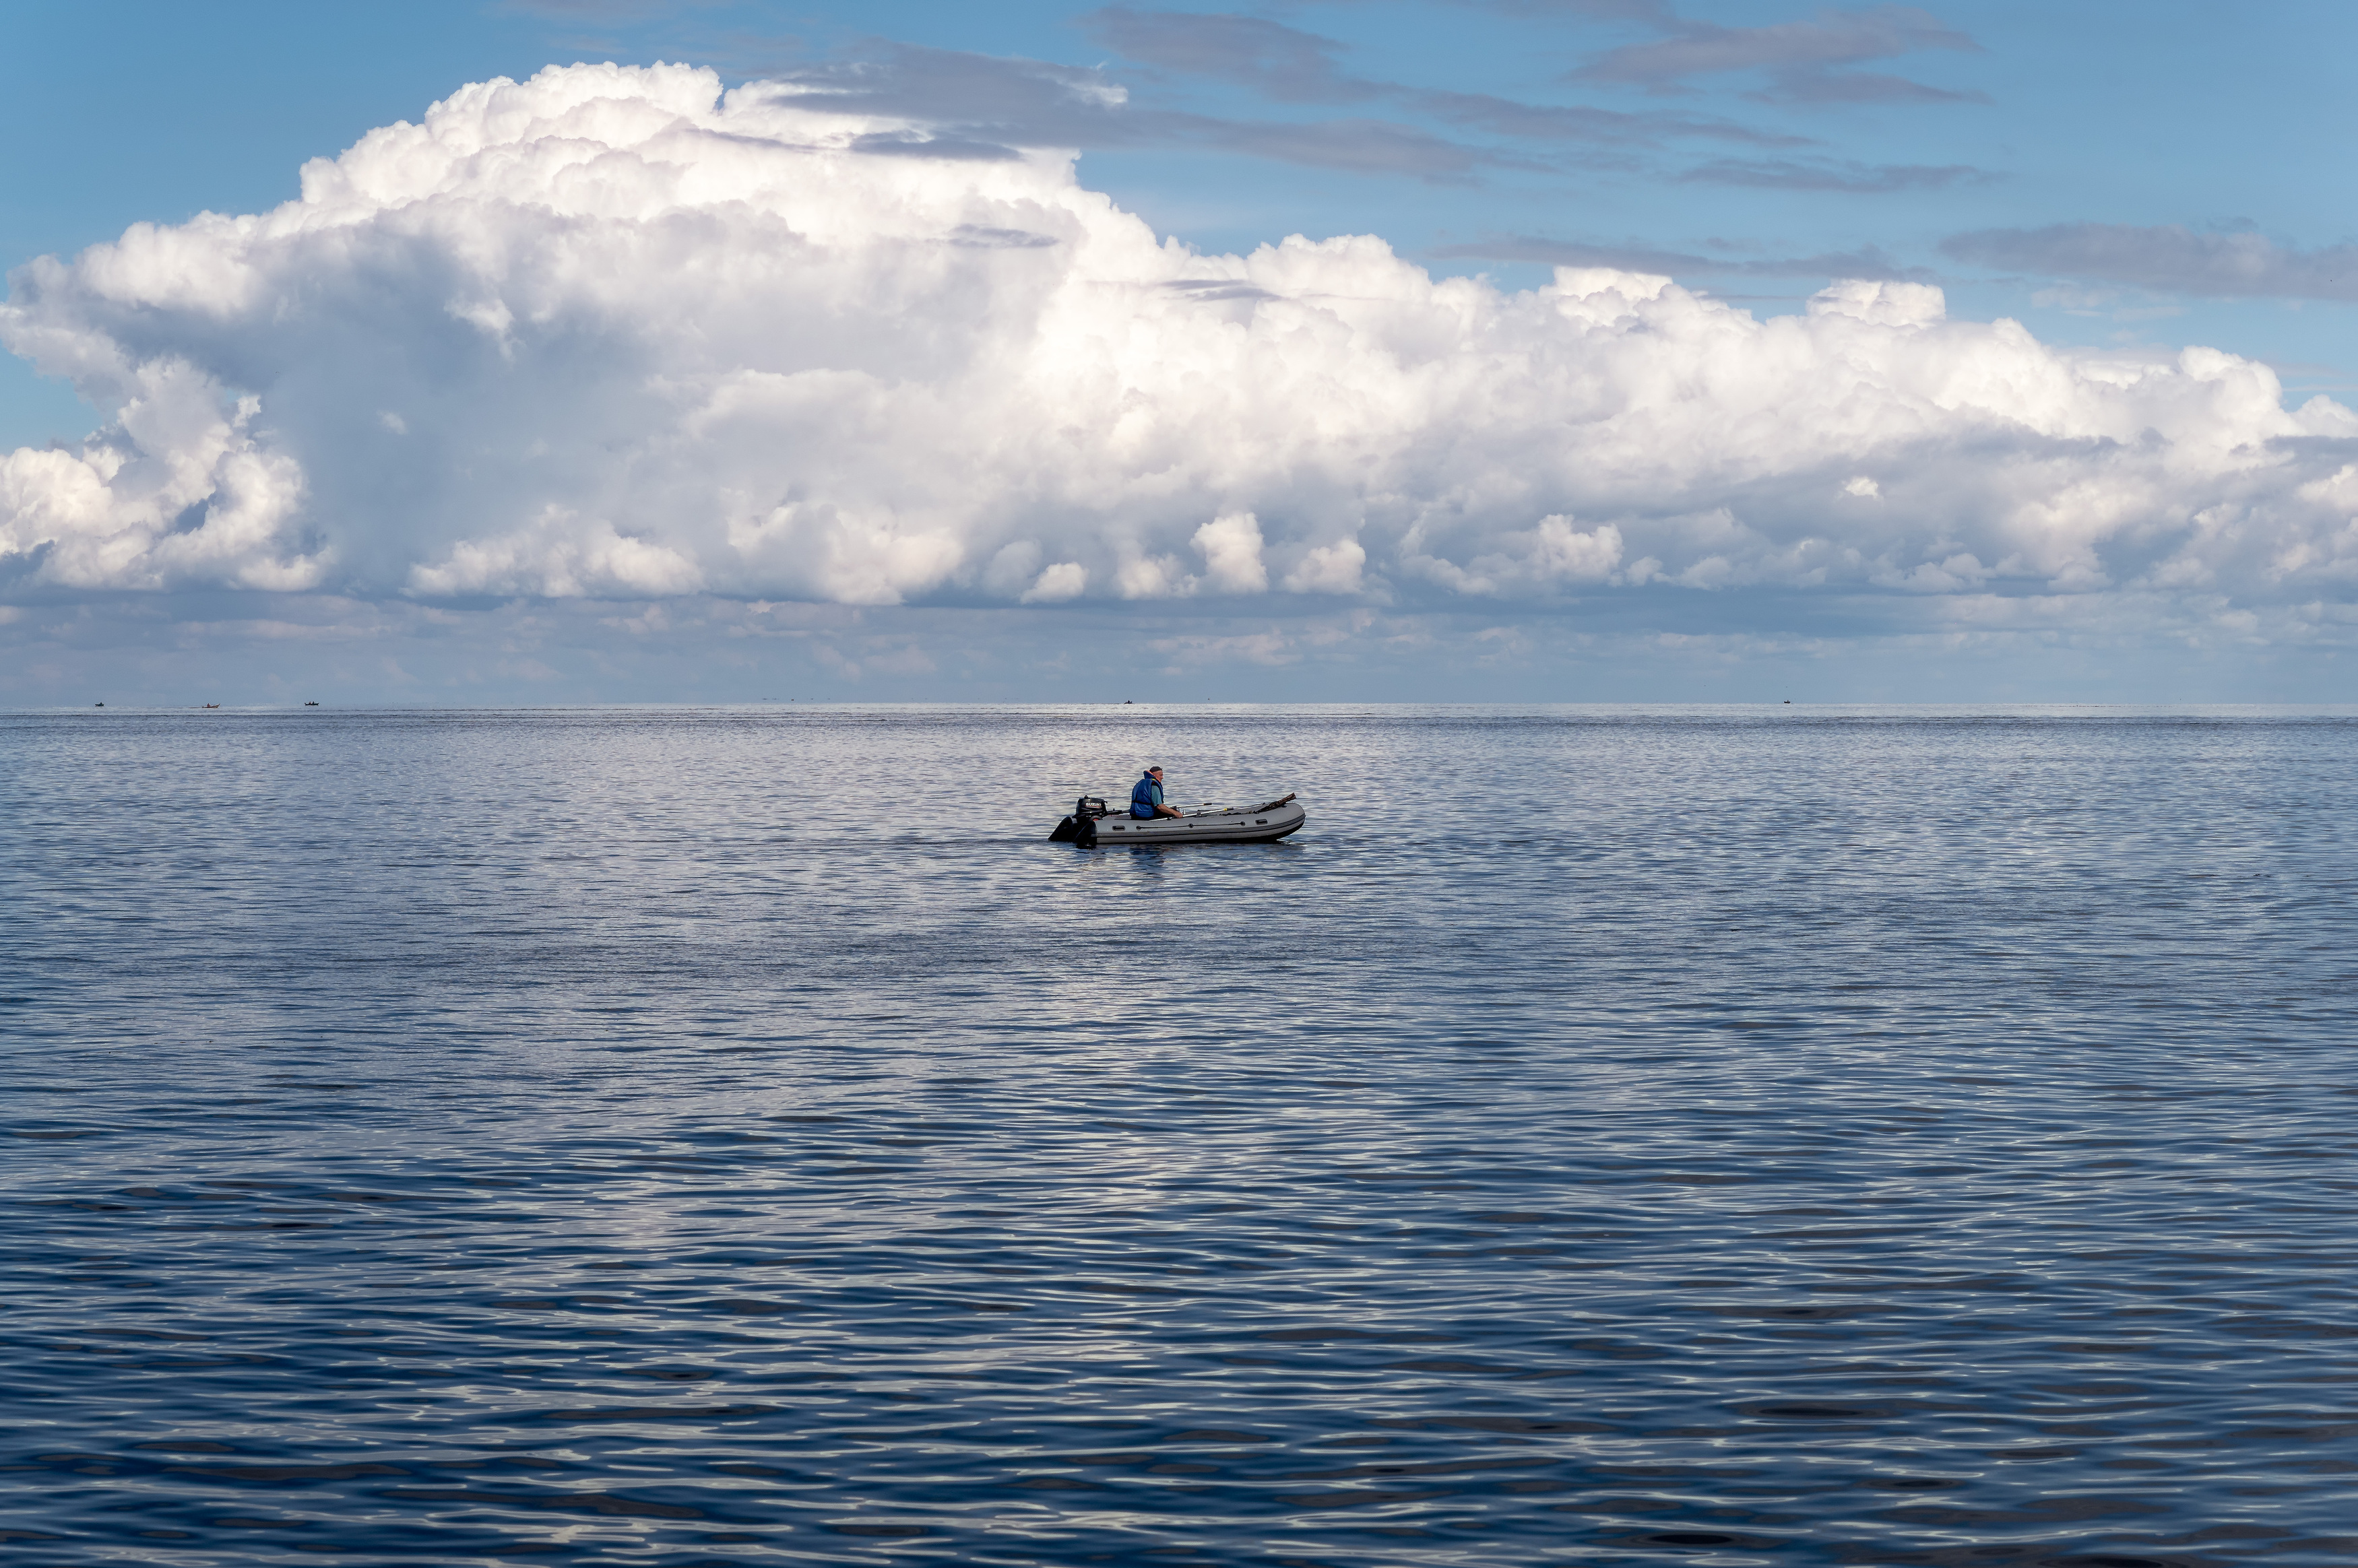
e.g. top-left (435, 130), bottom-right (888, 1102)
top-left (4, 61), bottom-right (2356, 634)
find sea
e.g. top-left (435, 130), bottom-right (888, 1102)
top-left (3, 704), bottom-right (2354, 1568)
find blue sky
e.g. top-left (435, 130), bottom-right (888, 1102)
top-left (3, 1), bottom-right (2355, 701)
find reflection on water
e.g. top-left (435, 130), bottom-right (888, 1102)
top-left (3, 705), bottom-right (2355, 1566)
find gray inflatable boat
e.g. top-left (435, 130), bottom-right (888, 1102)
top-left (1051, 793), bottom-right (1304, 845)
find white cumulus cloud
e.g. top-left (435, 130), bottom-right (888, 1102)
top-left (5, 60), bottom-right (2358, 647)
top-left (1194, 511), bottom-right (1269, 593)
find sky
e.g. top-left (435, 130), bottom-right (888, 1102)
top-left (3, 0), bottom-right (2355, 704)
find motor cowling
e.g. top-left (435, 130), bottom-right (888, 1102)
top-left (1052, 795), bottom-right (1106, 845)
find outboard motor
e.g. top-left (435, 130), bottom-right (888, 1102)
top-left (1050, 795), bottom-right (1108, 846)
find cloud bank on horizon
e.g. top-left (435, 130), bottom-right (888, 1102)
top-left (3, 61), bottom-right (2356, 646)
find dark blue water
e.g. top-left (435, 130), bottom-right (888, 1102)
top-left (4, 705), bottom-right (2355, 1567)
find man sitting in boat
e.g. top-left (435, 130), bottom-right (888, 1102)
top-left (1130, 766), bottom-right (1184, 820)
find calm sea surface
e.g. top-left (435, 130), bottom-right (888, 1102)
top-left (3, 705), bottom-right (2355, 1568)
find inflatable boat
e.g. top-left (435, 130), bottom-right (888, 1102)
top-left (1051, 793), bottom-right (1304, 846)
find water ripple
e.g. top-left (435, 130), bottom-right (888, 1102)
top-left (2, 705), bottom-right (2354, 1565)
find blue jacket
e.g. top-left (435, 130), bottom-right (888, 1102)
top-left (1130, 773), bottom-right (1163, 818)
